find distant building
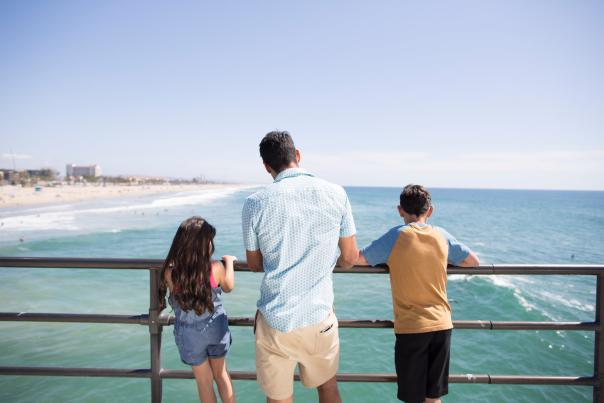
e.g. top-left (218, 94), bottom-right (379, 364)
top-left (27, 169), bottom-right (58, 179)
top-left (0, 169), bottom-right (18, 184)
top-left (66, 164), bottom-right (102, 178)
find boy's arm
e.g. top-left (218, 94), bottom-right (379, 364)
top-left (355, 252), bottom-right (370, 266)
top-left (358, 227), bottom-right (400, 267)
top-left (457, 251), bottom-right (480, 267)
top-left (438, 227), bottom-right (480, 267)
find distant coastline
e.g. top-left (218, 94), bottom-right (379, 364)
top-left (0, 183), bottom-right (258, 209)
top-left (342, 185), bottom-right (604, 193)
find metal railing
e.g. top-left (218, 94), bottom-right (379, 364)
top-left (0, 257), bottom-right (602, 402)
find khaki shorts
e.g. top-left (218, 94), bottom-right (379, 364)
top-left (254, 310), bottom-right (339, 400)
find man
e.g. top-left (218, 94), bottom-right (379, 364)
top-left (242, 131), bottom-right (358, 403)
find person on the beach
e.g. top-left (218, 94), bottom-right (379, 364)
top-left (356, 184), bottom-right (480, 403)
top-left (159, 216), bottom-right (236, 403)
top-left (242, 131), bottom-right (358, 403)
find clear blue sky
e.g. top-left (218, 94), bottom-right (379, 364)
top-left (1, 1), bottom-right (602, 189)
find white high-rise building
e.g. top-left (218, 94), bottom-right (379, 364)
top-left (66, 164), bottom-right (102, 177)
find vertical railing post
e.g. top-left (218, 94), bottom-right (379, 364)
top-left (594, 274), bottom-right (604, 403)
top-left (149, 268), bottom-right (163, 403)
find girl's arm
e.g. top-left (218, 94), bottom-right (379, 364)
top-left (164, 268), bottom-right (174, 292)
top-left (158, 267), bottom-right (173, 312)
top-left (212, 256), bottom-right (236, 292)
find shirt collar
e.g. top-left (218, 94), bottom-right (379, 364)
top-left (274, 167), bottom-right (315, 183)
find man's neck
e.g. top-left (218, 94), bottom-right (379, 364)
top-left (271, 163), bottom-right (299, 179)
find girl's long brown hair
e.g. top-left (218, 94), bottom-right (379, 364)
top-left (159, 216), bottom-right (216, 315)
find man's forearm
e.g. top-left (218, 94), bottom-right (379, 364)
top-left (246, 250), bottom-right (265, 272)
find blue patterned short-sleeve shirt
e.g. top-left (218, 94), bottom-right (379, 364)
top-left (242, 168), bottom-right (356, 332)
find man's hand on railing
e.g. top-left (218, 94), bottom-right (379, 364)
top-left (336, 235), bottom-right (359, 269)
top-left (245, 250), bottom-right (264, 272)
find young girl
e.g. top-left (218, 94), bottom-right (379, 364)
top-left (159, 216), bottom-right (236, 403)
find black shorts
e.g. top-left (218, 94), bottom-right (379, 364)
top-left (394, 329), bottom-right (452, 403)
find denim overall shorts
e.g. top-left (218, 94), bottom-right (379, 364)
top-left (169, 289), bottom-right (232, 366)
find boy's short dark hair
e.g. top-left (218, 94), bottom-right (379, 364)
top-left (400, 184), bottom-right (432, 216)
top-left (259, 131), bottom-right (297, 172)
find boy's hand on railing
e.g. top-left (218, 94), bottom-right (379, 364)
top-left (458, 251), bottom-right (481, 268)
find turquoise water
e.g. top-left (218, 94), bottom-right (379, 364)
top-left (1, 186), bottom-right (603, 402)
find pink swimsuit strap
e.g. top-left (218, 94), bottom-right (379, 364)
top-left (209, 265), bottom-right (218, 289)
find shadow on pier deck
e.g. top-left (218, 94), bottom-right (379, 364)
top-left (0, 257), bottom-right (603, 402)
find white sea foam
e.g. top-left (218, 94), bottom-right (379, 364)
top-left (82, 186), bottom-right (245, 214)
top-left (80, 187), bottom-right (241, 214)
top-left (513, 291), bottom-right (539, 314)
top-left (488, 275), bottom-right (515, 289)
top-left (484, 275), bottom-right (557, 319)
top-left (0, 211), bottom-right (79, 231)
top-left (483, 275), bottom-right (590, 320)
top-left (0, 186), bottom-right (250, 234)
top-left (448, 274), bottom-right (474, 282)
top-left (536, 290), bottom-right (595, 312)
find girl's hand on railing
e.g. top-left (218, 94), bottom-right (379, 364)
top-left (220, 255), bottom-right (237, 292)
top-left (222, 255), bottom-right (237, 265)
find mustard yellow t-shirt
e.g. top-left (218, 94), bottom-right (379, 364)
top-left (361, 223), bottom-right (471, 334)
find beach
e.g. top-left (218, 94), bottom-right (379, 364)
top-left (0, 183), bottom-right (256, 209)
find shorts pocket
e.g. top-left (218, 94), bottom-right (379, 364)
top-left (315, 313), bottom-right (339, 355)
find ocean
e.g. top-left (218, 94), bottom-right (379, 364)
top-left (0, 185), bottom-right (603, 402)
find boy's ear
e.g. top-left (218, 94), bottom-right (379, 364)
top-left (426, 205), bottom-right (434, 218)
top-left (295, 149), bottom-right (301, 164)
top-left (397, 205), bottom-right (404, 217)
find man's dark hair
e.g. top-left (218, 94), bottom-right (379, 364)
top-left (400, 184), bottom-right (432, 216)
top-left (259, 131), bottom-right (297, 172)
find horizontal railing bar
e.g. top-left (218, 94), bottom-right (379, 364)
top-left (452, 375), bottom-right (597, 386)
top-left (0, 312), bottom-right (148, 325)
top-left (208, 317), bottom-right (601, 331)
top-left (1, 312), bottom-right (596, 331)
top-left (0, 366), bottom-right (151, 378)
top-left (1, 257), bottom-right (603, 275)
top-left (446, 266), bottom-right (604, 276)
top-left (2, 366), bottom-right (594, 386)
top-left (337, 265), bottom-right (604, 276)
top-left (2, 366), bottom-right (595, 386)
top-left (160, 370), bottom-right (596, 386)
top-left (454, 320), bottom-right (598, 331)
top-left (0, 257), bottom-right (163, 270)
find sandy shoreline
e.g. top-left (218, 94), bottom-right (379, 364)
top-left (0, 183), bottom-right (257, 209)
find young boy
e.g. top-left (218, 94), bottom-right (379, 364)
top-left (357, 184), bottom-right (480, 403)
